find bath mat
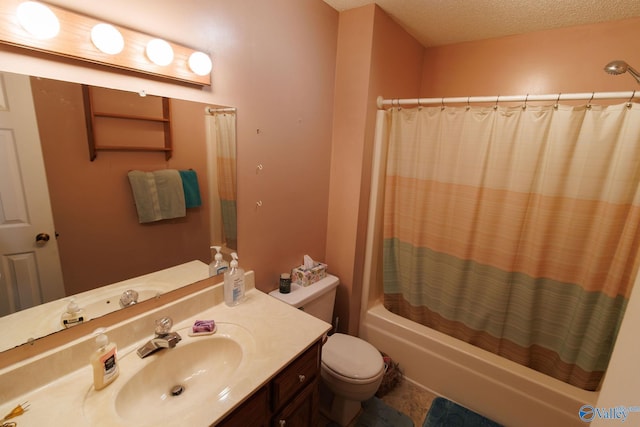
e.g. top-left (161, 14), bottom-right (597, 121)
top-left (326, 397), bottom-right (413, 427)
top-left (423, 397), bottom-right (503, 427)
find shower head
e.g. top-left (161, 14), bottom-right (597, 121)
top-left (604, 60), bottom-right (640, 84)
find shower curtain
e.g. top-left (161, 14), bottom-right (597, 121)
top-left (382, 102), bottom-right (640, 391)
top-left (206, 112), bottom-right (237, 250)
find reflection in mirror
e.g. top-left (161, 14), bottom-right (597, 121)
top-left (0, 71), bottom-right (237, 353)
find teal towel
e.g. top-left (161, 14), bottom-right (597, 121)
top-left (179, 169), bottom-right (202, 208)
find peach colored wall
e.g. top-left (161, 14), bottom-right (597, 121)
top-left (31, 77), bottom-right (210, 295)
top-left (229, 1), bottom-right (337, 289)
top-left (327, 5), bottom-right (424, 333)
top-left (0, 0), bottom-right (338, 293)
top-left (422, 17), bottom-right (640, 98)
top-left (326, 5), bottom-right (375, 334)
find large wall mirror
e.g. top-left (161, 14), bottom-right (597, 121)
top-left (0, 70), bottom-right (237, 354)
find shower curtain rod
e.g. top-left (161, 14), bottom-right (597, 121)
top-left (377, 91), bottom-right (637, 109)
top-left (205, 106), bottom-right (237, 114)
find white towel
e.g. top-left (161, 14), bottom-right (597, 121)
top-left (127, 170), bottom-right (186, 223)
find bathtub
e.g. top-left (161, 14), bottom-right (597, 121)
top-left (358, 110), bottom-right (598, 427)
top-left (359, 302), bottom-right (597, 427)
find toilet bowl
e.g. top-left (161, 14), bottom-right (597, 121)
top-left (319, 333), bottom-right (385, 425)
top-left (268, 274), bottom-right (384, 426)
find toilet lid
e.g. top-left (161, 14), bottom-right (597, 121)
top-left (322, 333), bottom-right (383, 380)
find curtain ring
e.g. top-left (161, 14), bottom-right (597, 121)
top-left (522, 93), bottom-right (529, 110)
top-left (494, 95), bottom-right (500, 110)
top-left (627, 90), bottom-right (636, 109)
top-left (554, 93), bottom-right (561, 110)
top-left (441, 98), bottom-right (445, 111)
top-left (587, 92), bottom-right (594, 109)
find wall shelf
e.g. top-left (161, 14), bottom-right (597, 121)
top-left (82, 85), bottom-right (173, 161)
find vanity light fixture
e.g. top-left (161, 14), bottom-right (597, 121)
top-left (146, 38), bottom-right (174, 66)
top-left (90, 23), bottom-right (124, 55)
top-left (0, 0), bottom-right (212, 86)
top-left (16, 1), bottom-right (59, 40)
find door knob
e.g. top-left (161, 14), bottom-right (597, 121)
top-left (35, 233), bottom-right (50, 243)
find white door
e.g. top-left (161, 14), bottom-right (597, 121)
top-left (0, 72), bottom-right (65, 316)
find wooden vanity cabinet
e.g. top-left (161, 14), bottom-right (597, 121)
top-left (216, 339), bottom-right (322, 427)
top-left (216, 386), bottom-right (269, 427)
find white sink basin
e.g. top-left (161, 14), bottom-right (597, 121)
top-left (115, 337), bottom-right (242, 424)
top-left (83, 323), bottom-right (255, 426)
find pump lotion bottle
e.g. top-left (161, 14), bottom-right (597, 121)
top-left (209, 245), bottom-right (229, 276)
top-left (90, 328), bottom-right (119, 390)
top-left (224, 252), bottom-right (245, 306)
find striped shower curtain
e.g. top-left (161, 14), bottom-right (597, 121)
top-left (206, 112), bottom-right (237, 250)
top-left (382, 102), bottom-right (640, 391)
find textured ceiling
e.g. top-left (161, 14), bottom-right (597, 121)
top-left (322, 0), bottom-right (640, 47)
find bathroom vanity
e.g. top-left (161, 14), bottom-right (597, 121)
top-left (0, 271), bottom-right (330, 426)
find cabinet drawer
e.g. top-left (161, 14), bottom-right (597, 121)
top-left (272, 379), bottom-right (319, 427)
top-left (271, 342), bottom-right (320, 410)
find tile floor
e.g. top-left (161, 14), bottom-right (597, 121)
top-left (320, 379), bottom-right (438, 427)
top-left (378, 379), bottom-right (437, 426)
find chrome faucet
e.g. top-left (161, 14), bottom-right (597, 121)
top-left (137, 316), bottom-right (182, 358)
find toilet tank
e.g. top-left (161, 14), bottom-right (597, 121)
top-left (269, 274), bottom-right (339, 324)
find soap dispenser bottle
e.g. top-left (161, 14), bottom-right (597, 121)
top-left (209, 245), bottom-right (229, 276)
top-left (61, 298), bottom-right (85, 328)
top-left (90, 328), bottom-right (119, 390)
top-left (224, 252), bottom-right (245, 306)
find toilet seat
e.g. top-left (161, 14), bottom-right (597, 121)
top-left (321, 333), bottom-right (384, 382)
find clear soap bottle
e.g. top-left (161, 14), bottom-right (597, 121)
top-left (209, 245), bottom-right (229, 276)
top-left (224, 252), bottom-right (245, 306)
top-left (90, 328), bottom-right (119, 390)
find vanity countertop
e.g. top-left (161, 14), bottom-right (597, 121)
top-left (0, 276), bottom-right (331, 426)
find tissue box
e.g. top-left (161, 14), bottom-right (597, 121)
top-left (291, 262), bottom-right (327, 287)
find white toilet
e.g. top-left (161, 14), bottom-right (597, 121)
top-left (269, 274), bottom-right (385, 426)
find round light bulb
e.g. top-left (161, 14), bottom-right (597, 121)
top-left (16, 1), bottom-right (60, 40)
top-left (188, 52), bottom-right (212, 76)
top-left (146, 38), bottom-right (174, 66)
top-left (91, 23), bottom-right (124, 55)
